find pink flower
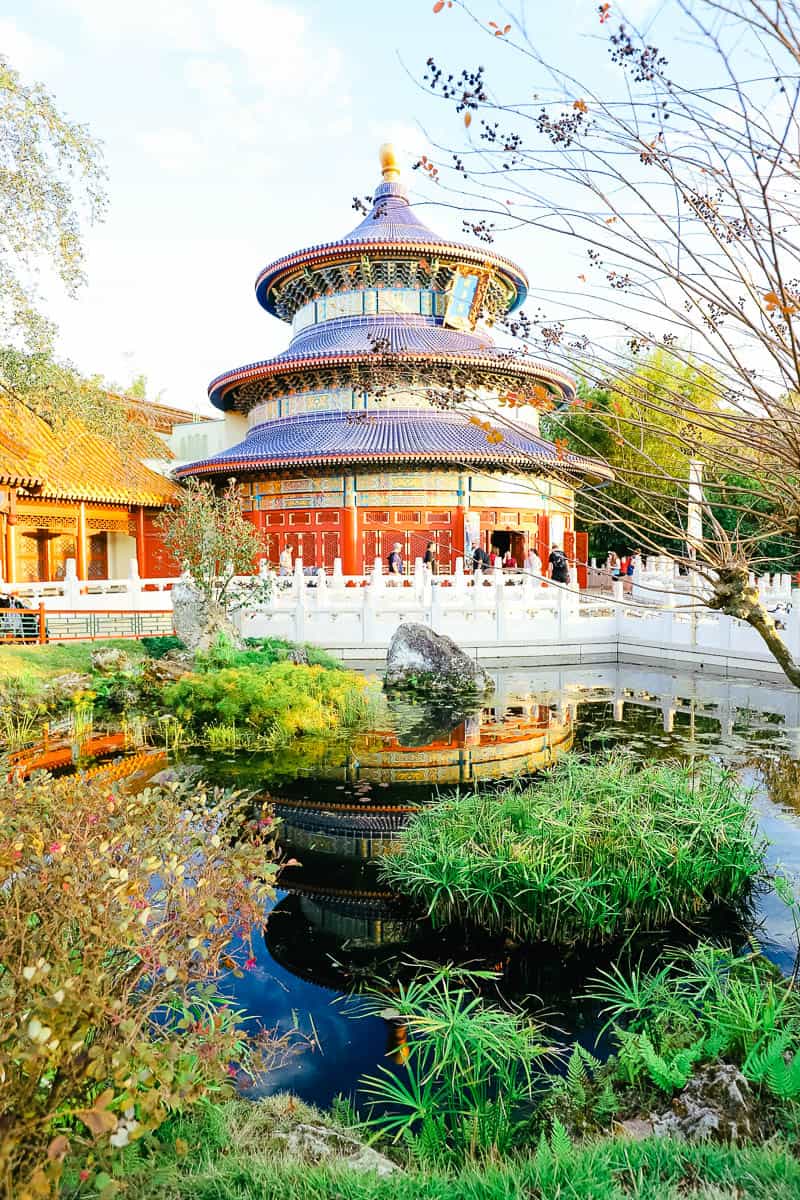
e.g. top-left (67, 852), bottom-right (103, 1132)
top-left (227, 1064), bottom-right (238, 1077)
top-left (48, 842), bottom-right (63, 854)
top-left (244, 957), bottom-right (257, 971)
top-left (79, 1170), bottom-right (90, 1182)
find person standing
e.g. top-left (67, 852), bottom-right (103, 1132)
top-left (503, 549), bottom-right (517, 569)
top-left (548, 544), bottom-right (571, 585)
top-left (387, 542), bottom-right (403, 580)
top-left (279, 544), bottom-right (293, 576)
top-left (423, 541), bottom-right (438, 575)
top-left (524, 545), bottom-right (542, 578)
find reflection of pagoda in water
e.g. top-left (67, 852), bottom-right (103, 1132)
top-left (265, 699), bottom-right (573, 990)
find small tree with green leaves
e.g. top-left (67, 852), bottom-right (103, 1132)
top-left (158, 479), bottom-right (271, 648)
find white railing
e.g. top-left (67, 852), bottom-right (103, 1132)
top-left (3, 553), bottom-right (798, 676)
top-left (233, 555), bottom-right (800, 675)
top-left (0, 559), bottom-right (174, 611)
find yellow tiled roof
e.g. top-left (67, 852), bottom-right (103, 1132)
top-left (0, 393), bottom-right (179, 507)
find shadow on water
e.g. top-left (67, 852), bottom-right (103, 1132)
top-left (193, 663), bottom-right (800, 1107)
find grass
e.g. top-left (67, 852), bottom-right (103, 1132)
top-left (0, 638), bottom-right (148, 690)
top-left (64, 1096), bottom-right (800, 1199)
top-left (381, 754), bottom-right (766, 946)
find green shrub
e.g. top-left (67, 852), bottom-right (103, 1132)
top-left (165, 660), bottom-right (374, 744)
top-left (199, 635), bottom-right (342, 672)
top-left (139, 635), bottom-right (186, 658)
top-left (67, 1096), bottom-right (800, 1199)
top-left (381, 754), bottom-right (766, 945)
top-left (0, 769), bottom-right (279, 1195)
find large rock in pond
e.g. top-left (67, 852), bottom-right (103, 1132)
top-left (170, 573), bottom-right (242, 654)
top-left (385, 622), bottom-right (492, 697)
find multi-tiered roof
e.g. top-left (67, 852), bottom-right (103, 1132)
top-left (179, 146), bottom-right (605, 479)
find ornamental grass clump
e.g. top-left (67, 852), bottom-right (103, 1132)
top-left (381, 754), bottom-right (766, 946)
top-left (0, 769), bottom-right (281, 1198)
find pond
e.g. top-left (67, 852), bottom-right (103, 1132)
top-left (190, 663), bottom-right (800, 1109)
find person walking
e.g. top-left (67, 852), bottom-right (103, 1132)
top-left (548, 544), bottom-right (571, 585)
top-left (423, 541), bottom-right (438, 575)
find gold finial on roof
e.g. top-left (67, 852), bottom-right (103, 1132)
top-left (379, 143), bottom-right (400, 182)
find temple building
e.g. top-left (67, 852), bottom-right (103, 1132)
top-left (0, 392), bottom-right (196, 584)
top-left (178, 146), bottom-right (609, 574)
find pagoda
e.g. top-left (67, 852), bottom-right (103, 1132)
top-left (178, 146), bottom-right (608, 574)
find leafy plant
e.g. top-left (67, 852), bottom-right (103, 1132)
top-left (381, 754), bottom-right (765, 946)
top-left (355, 963), bottom-right (553, 1164)
top-left (0, 770), bottom-right (280, 1195)
top-left (589, 945), bottom-right (800, 1103)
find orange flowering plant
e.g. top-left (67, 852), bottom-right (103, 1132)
top-left (0, 770), bottom-right (280, 1198)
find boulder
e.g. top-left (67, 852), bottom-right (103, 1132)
top-left (650, 1064), bottom-right (755, 1142)
top-left (385, 622), bottom-right (492, 697)
top-left (170, 573), bottom-right (242, 654)
top-left (43, 672), bottom-right (93, 708)
top-left (90, 646), bottom-right (131, 674)
top-left (271, 1123), bottom-right (398, 1177)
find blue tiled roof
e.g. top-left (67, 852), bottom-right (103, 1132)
top-left (282, 315), bottom-right (492, 360)
top-left (339, 182), bottom-right (450, 245)
top-left (176, 409), bottom-right (609, 479)
top-left (254, 180), bottom-right (529, 315)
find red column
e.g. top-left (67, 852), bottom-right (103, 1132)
top-left (342, 475), bottom-right (358, 575)
top-left (342, 507), bottom-right (358, 575)
top-left (135, 506), bottom-right (146, 576)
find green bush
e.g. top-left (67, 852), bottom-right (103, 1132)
top-left (67, 1096), bottom-right (800, 1199)
top-left (165, 660), bottom-right (374, 744)
top-left (589, 945), bottom-right (800, 1105)
top-left (381, 754), bottom-right (766, 945)
top-left (198, 635), bottom-right (342, 672)
top-left (139, 635), bottom-right (186, 658)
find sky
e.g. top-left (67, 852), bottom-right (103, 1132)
top-left (3, 0), bottom-right (661, 415)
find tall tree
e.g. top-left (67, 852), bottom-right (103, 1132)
top-left (416, 0), bottom-right (800, 684)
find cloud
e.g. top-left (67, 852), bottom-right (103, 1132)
top-left (0, 19), bottom-right (65, 79)
top-left (135, 127), bottom-right (207, 173)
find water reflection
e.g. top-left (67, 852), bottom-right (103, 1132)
top-left (209, 663), bottom-right (800, 1107)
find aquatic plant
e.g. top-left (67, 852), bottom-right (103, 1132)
top-left (381, 754), bottom-right (766, 945)
top-left (355, 963), bottom-right (552, 1164)
top-left (0, 702), bottom-right (41, 750)
top-left (0, 770), bottom-right (280, 1195)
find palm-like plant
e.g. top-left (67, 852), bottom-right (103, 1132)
top-left (354, 963), bottom-right (554, 1164)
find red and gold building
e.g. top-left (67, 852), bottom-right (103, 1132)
top-left (0, 392), bottom-right (184, 584)
top-left (178, 146), bottom-right (608, 572)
